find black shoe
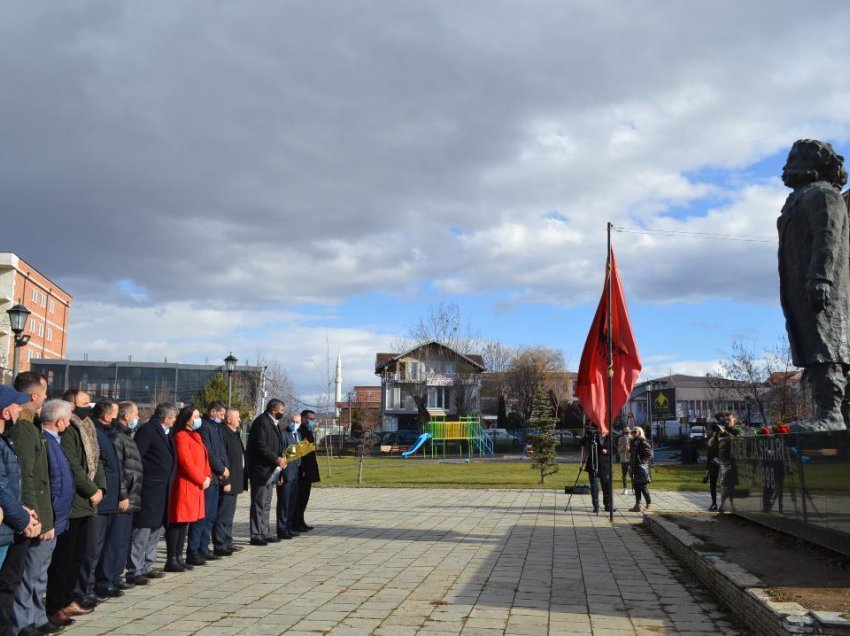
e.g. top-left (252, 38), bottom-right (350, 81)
top-left (143, 570), bottom-right (165, 579)
top-left (289, 531), bottom-right (301, 537)
top-left (277, 532), bottom-right (293, 540)
top-left (95, 587), bottom-right (123, 599)
top-left (299, 524), bottom-right (314, 531)
top-left (213, 548), bottom-right (233, 557)
top-left (18, 626), bottom-right (42, 636)
top-left (604, 508), bottom-right (617, 513)
top-left (228, 544), bottom-right (243, 552)
top-left (202, 552), bottom-right (222, 561)
top-left (164, 560), bottom-right (186, 573)
top-left (264, 536), bottom-right (280, 543)
top-left (116, 580), bottom-right (134, 590)
top-left (129, 575), bottom-right (149, 585)
top-left (185, 553), bottom-right (207, 566)
top-left (77, 597), bottom-right (98, 610)
top-left (708, 503), bottom-right (718, 511)
top-left (176, 557), bottom-right (193, 570)
top-left (592, 508), bottom-right (599, 514)
top-left (249, 538), bottom-right (268, 546)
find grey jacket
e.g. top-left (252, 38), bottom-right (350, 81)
top-left (113, 424), bottom-right (144, 511)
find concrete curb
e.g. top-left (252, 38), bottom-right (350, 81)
top-left (644, 514), bottom-right (850, 635)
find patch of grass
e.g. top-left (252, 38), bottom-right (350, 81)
top-left (313, 458), bottom-right (708, 490)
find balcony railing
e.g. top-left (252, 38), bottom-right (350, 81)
top-left (382, 370), bottom-right (479, 385)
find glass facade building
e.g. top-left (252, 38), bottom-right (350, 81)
top-left (31, 359), bottom-right (261, 406)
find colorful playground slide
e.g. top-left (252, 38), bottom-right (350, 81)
top-left (401, 433), bottom-right (432, 458)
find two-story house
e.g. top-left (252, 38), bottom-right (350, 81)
top-left (375, 341), bottom-right (486, 431)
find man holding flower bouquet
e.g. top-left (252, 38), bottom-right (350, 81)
top-left (275, 414), bottom-right (302, 540)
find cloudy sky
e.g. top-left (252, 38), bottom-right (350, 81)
top-left (4, 1), bottom-right (850, 402)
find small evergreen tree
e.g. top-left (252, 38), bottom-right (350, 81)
top-left (350, 407), bottom-right (364, 439)
top-left (528, 385), bottom-right (558, 484)
top-left (191, 373), bottom-right (250, 421)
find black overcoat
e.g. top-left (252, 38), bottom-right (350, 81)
top-left (297, 424), bottom-right (321, 484)
top-left (133, 418), bottom-right (175, 528)
top-left (246, 412), bottom-right (283, 483)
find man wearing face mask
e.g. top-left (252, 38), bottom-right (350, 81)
top-left (106, 402), bottom-right (143, 591)
top-left (294, 410), bottom-right (320, 532)
top-left (275, 413), bottom-right (302, 540)
top-left (212, 408), bottom-right (245, 556)
top-left (49, 391), bottom-right (104, 617)
top-left (246, 400), bottom-right (287, 546)
top-left (0, 385), bottom-right (43, 636)
top-left (80, 401), bottom-right (122, 604)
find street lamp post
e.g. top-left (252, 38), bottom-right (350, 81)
top-left (6, 304), bottom-right (32, 380)
top-left (646, 381), bottom-right (654, 447)
top-left (224, 353), bottom-right (237, 408)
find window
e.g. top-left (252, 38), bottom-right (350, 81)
top-left (427, 387), bottom-right (450, 409)
top-left (26, 349), bottom-right (32, 362)
top-left (46, 327), bottom-right (53, 342)
top-left (48, 299), bottom-right (55, 313)
top-left (32, 289), bottom-right (38, 302)
top-left (40, 293), bottom-right (46, 308)
top-left (29, 318), bottom-right (35, 331)
top-left (37, 322), bottom-right (44, 337)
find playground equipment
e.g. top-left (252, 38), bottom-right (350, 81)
top-left (401, 433), bottom-right (432, 458)
top-left (424, 415), bottom-right (493, 458)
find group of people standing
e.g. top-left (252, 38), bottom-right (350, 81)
top-left (0, 372), bottom-right (320, 636)
top-left (580, 424), bottom-right (654, 514)
top-left (704, 412), bottom-right (742, 513)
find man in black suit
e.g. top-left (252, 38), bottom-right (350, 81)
top-left (245, 400), bottom-right (286, 546)
top-left (276, 413), bottom-right (302, 540)
top-left (294, 409), bottom-right (320, 532)
top-left (212, 407), bottom-right (245, 556)
top-left (125, 403), bottom-right (177, 583)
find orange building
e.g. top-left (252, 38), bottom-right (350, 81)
top-left (1, 252), bottom-right (72, 376)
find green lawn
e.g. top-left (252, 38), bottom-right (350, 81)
top-left (313, 457), bottom-right (707, 491)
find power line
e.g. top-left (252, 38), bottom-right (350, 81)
top-left (612, 225), bottom-right (775, 244)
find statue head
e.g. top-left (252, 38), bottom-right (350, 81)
top-left (782, 139), bottom-right (848, 189)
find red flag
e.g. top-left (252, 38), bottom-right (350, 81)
top-left (576, 248), bottom-right (641, 435)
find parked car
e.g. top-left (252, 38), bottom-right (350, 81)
top-left (689, 425), bottom-right (706, 440)
top-left (483, 428), bottom-right (512, 440)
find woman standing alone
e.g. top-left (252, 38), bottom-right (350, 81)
top-left (628, 427), bottom-right (654, 512)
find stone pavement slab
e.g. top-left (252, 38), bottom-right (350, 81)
top-left (64, 487), bottom-right (744, 635)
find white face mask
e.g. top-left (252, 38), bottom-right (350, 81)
top-left (191, 418), bottom-right (203, 431)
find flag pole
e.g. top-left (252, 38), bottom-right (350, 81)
top-left (607, 222), bottom-right (615, 523)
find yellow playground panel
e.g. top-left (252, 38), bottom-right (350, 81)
top-left (425, 415), bottom-right (493, 458)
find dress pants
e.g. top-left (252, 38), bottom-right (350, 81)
top-left (275, 475), bottom-right (299, 536)
top-left (188, 485), bottom-right (218, 556)
top-left (249, 479), bottom-right (273, 540)
top-left (295, 478), bottom-right (312, 528)
top-left (46, 517), bottom-right (89, 615)
top-left (0, 535), bottom-right (30, 636)
top-left (96, 511), bottom-right (134, 589)
top-left (13, 535), bottom-right (55, 631)
top-left (77, 512), bottom-right (113, 599)
top-left (126, 526), bottom-right (164, 577)
top-left (213, 492), bottom-right (238, 550)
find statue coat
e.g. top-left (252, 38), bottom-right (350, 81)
top-left (778, 181), bottom-right (850, 366)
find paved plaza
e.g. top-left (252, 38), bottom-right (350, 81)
top-left (62, 488), bottom-right (744, 636)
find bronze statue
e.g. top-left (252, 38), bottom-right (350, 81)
top-left (778, 139), bottom-right (849, 430)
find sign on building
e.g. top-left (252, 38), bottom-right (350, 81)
top-left (650, 388), bottom-right (676, 420)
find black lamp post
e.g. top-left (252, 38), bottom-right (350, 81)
top-left (6, 304), bottom-right (32, 379)
top-left (646, 381), bottom-right (654, 447)
top-left (224, 353), bottom-right (237, 407)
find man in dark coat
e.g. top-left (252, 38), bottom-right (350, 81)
top-left (0, 385), bottom-right (42, 636)
top-left (294, 409), bottom-right (320, 532)
top-left (105, 401), bottom-right (143, 590)
top-left (580, 426), bottom-right (613, 514)
top-left (779, 139), bottom-right (850, 430)
top-left (8, 372), bottom-right (54, 635)
top-left (212, 408), bottom-right (245, 556)
top-left (188, 402), bottom-right (230, 565)
top-left (85, 401), bottom-right (123, 601)
top-left (245, 400), bottom-right (286, 545)
top-left (48, 393), bottom-right (105, 618)
top-left (276, 413), bottom-right (302, 540)
top-left (125, 403), bottom-right (176, 584)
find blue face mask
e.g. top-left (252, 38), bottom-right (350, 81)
top-left (129, 418), bottom-right (139, 432)
top-left (288, 422), bottom-right (298, 431)
top-left (191, 418), bottom-right (203, 431)
top-left (307, 421), bottom-right (316, 431)
top-left (211, 417), bottom-right (222, 424)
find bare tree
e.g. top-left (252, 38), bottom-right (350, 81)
top-left (504, 346), bottom-right (566, 422)
top-left (397, 301), bottom-right (483, 355)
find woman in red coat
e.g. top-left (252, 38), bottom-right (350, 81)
top-left (164, 405), bottom-right (211, 572)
